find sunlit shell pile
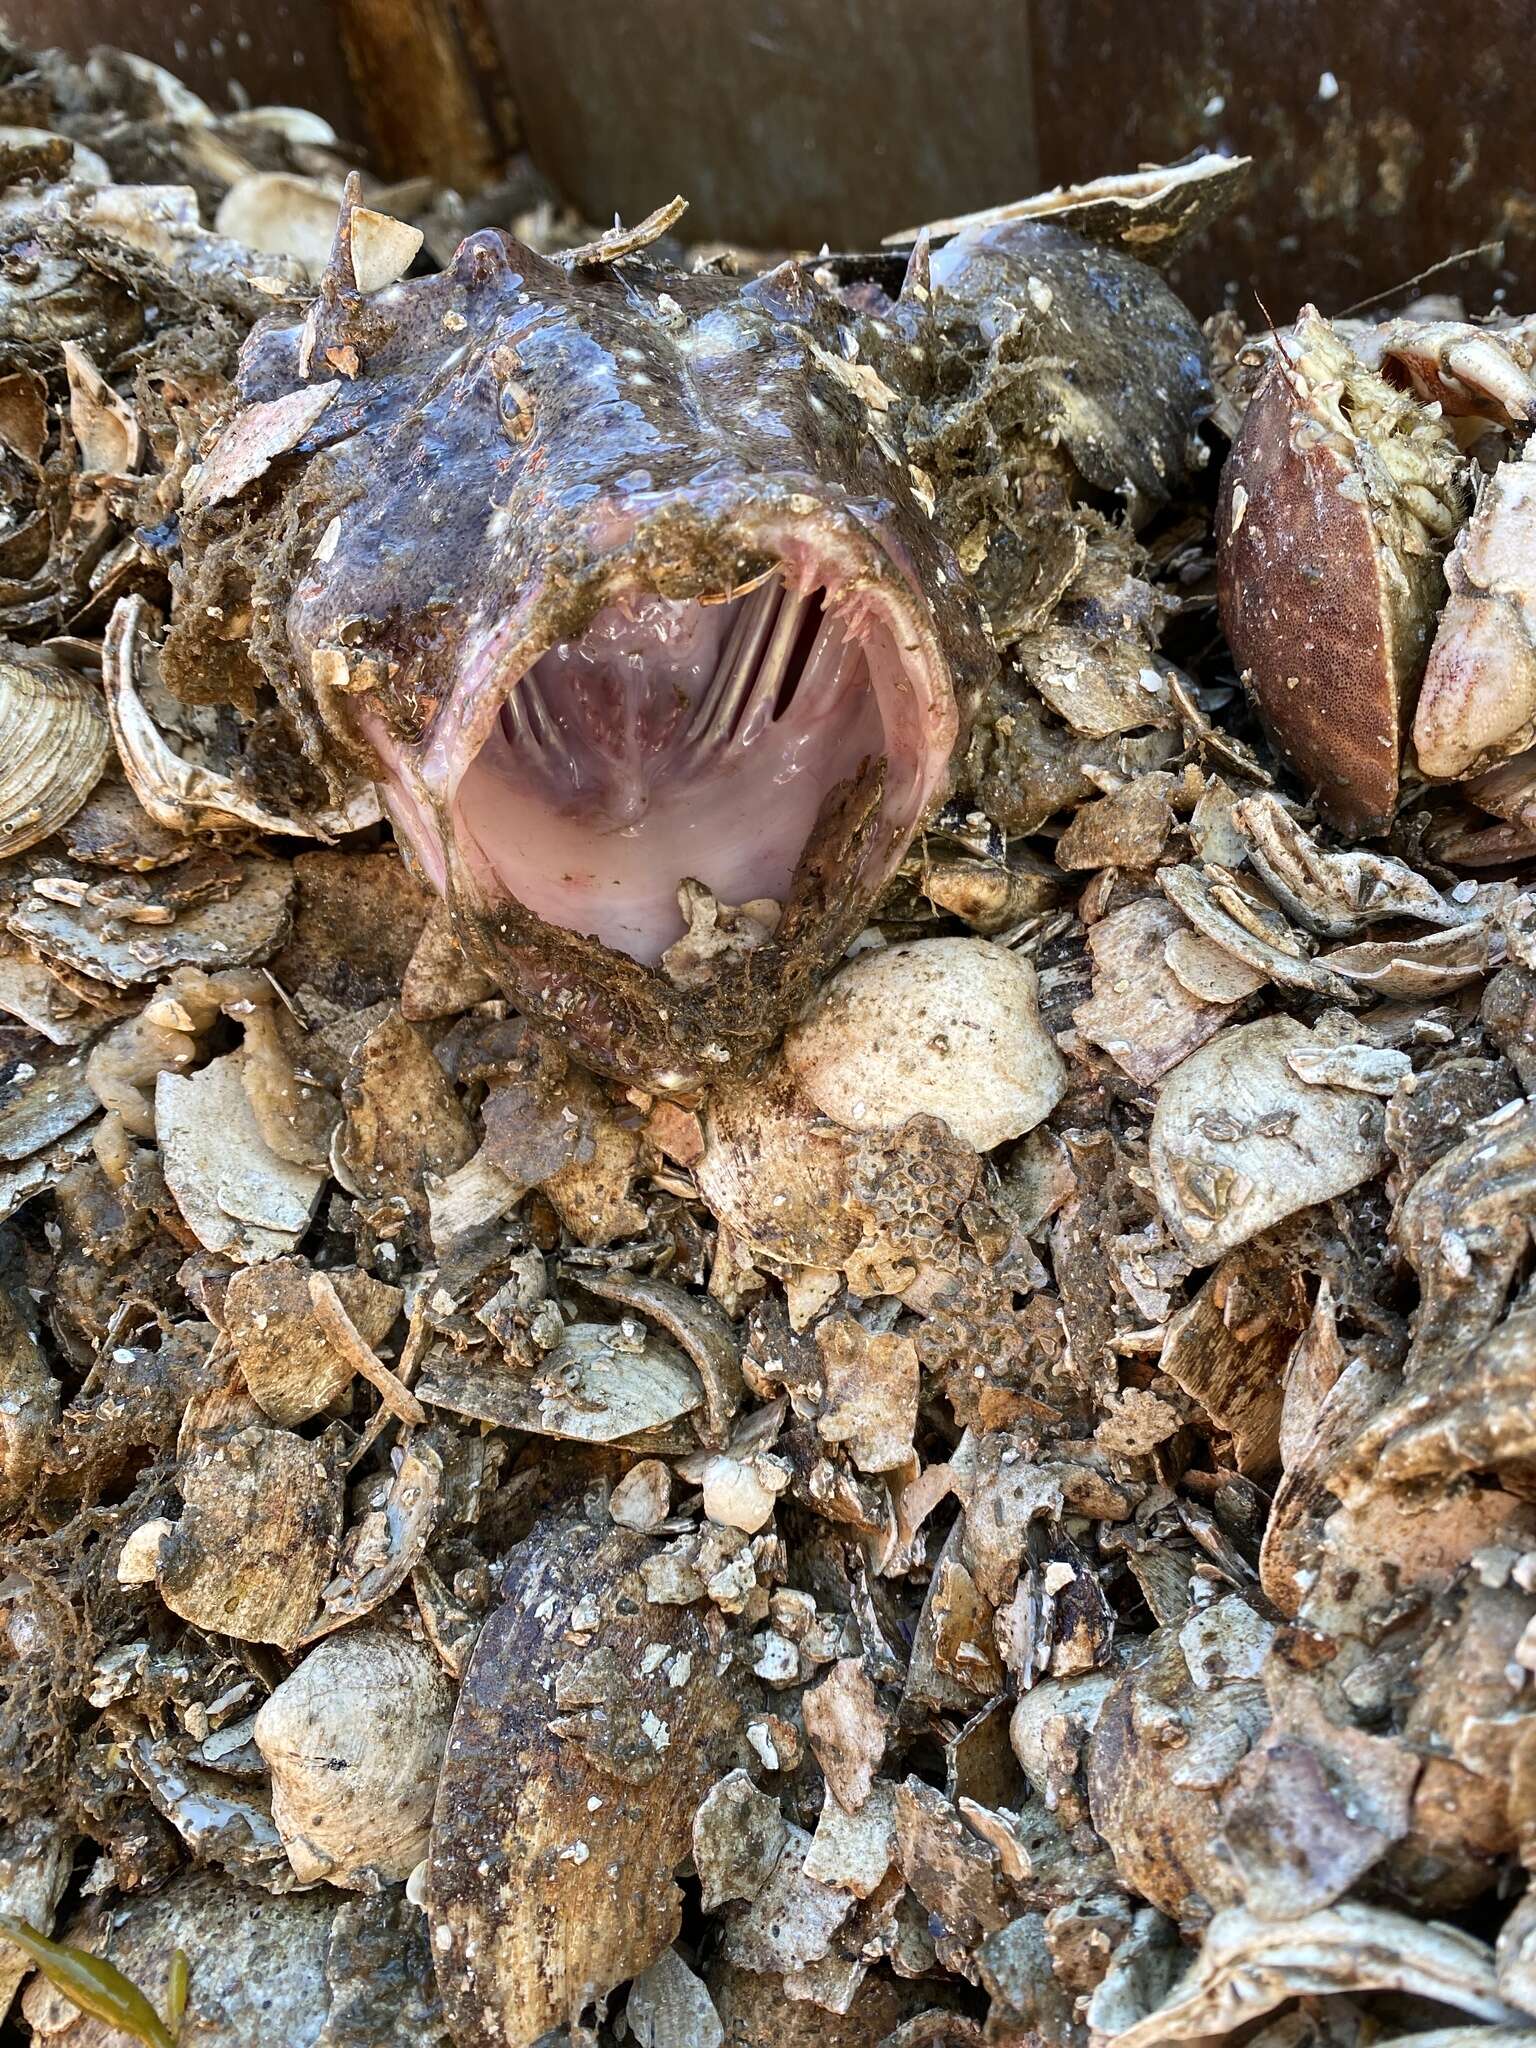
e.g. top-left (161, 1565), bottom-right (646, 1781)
top-left (0, 29), bottom-right (1533, 2048)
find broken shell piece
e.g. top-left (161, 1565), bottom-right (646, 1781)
top-left (885, 151), bottom-right (1251, 264)
top-left (307, 1441), bottom-right (442, 1639)
top-left (0, 1043), bottom-right (99, 1160)
top-left (689, 1445), bottom-right (790, 1534)
top-left (1088, 1617), bottom-right (1270, 1924)
top-left (527, 1323), bottom-right (703, 1443)
top-left (185, 381), bottom-right (340, 511)
top-left (1231, 789), bottom-right (1471, 937)
top-left (580, 1270), bottom-right (743, 1447)
top-left (1092, 1901), bottom-right (1524, 2048)
top-left (1157, 1251), bottom-right (1301, 1476)
top-left (0, 1817), bottom-right (73, 2019)
top-left (115, 1516), bottom-right (172, 1584)
top-left (0, 658), bottom-right (109, 858)
top-left (1074, 897), bottom-right (1250, 1085)
top-left (917, 851), bottom-right (1062, 933)
top-left (156, 1053), bottom-right (326, 1262)
top-left (125, 1728), bottom-right (288, 1883)
top-left (0, 940), bottom-right (98, 1046)
top-left (697, 1064), bottom-right (864, 1271)
top-left (803, 1658), bottom-right (886, 1812)
top-left (694, 1769), bottom-right (789, 1911)
top-left (106, 597), bottom-right (381, 838)
top-left (255, 1626), bottom-right (453, 1888)
top-left (349, 206), bottom-right (425, 294)
top-left (1217, 307), bottom-right (1465, 834)
top-left (334, 1013), bottom-right (476, 1214)
top-left (814, 1313), bottom-right (919, 1473)
top-left (1150, 1016), bottom-right (1389, 1260)
top-left (157, 1424), bottom-right (341, 1647)
top-left (803, 1781), bottom-right (896, 1900)
top-left (0, 1277), bottom-right (56, 1518)
top-left (215, 171), bottom-right (347, 274)
top-left (429, 1507), bottom-right (753, 2047)
top-left (718, 1820), bottom-right (852, 1979)
top-left (1285, 1040), bottom-right (1411, 1094)
top-left (223, 1258), bottom-right (402, 1424)
top-left (1414, 441), bottom-right (1536, 779)
top-left (10, 855), bottom-right (294, 993)
top-left (610, 1459), bottom-right (672, 1531)
top-left (21, 1867), bottom-right (443, 2048)
top-left (627, 1948), bottom-right (724, 2048)
top-left (782, 938), bottom-right (1065, 1153)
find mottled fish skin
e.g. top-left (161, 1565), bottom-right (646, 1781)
top-left (183, 224), bottom-right (985, 1086)
top-left (171, 207), bottom-right (1208, 1089)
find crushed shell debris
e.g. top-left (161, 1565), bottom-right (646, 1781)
top-left (0, 27), bottom-right (1532, 2048)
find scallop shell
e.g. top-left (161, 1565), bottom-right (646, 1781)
top-left (0, 660), bottom-right (110, 858)
top-left (254, 1625), bottom-right (453, 1888)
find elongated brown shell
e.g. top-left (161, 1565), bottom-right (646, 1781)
top-left (428, 1505), bottom-right (755, 2047)
top-left (0, 658), bottom-right (109, 856)
top-left (1217, 310), bottom-right (1463, 836)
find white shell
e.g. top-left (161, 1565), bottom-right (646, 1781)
top-left (215, 172), bottom-right (345, 277)
top-left (254, 1626), bottom-right (454, 1888)
top-left (782, 936), bottom-right (1067, 1153)
top-left (0, 127), bottom-right (110, 187)
top-left (0, 660), bottom-right (110, 858)
top-left (105, 595), bottom-right (380, 837)
top-left (1150, 1015), bottom-right (1390, 1260)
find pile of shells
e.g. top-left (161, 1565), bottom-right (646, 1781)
top-left (0, 27), bottom-right (1534, 2048)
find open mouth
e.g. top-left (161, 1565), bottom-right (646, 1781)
top-left (445, 558), bottom-right (948, 963)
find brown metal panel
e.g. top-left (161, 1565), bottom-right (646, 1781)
top-left (4, 0), bottom-right (366, 134)
top-left (7, 0), bottom-right (518, 187)
top-left (486, 0), bottom-right (1039, 250)
top-left (1030, 0), bottom-right (1533, 317)
top-left (334, 0), bottom-right (517, 185)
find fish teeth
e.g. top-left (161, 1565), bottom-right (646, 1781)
top-left (686, 578), bottom-right (782, 748)
top-left (503, 671), bottom-right (578, 782)
top-left (735, 584), bottom-right (817, 745)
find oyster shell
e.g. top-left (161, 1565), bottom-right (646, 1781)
top-left (254, 1625), bottom-right (453, 1888)
top-left (428, 1501), bottom-right (756, 2046)
top-left (0, 657), bottom-right (110, 858)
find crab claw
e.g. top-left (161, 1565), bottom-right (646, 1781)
top-left (1361, 317), bottom-right (1536, 429)
top-left (1414, 440), bottom-right (1536, 780)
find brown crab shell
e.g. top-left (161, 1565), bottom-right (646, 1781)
top-left (1217, 309), bottom-right (1464, 836)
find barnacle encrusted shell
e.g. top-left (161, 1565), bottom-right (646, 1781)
top-left (0, 657), bottom-right (110, 857)
top-left (428, 1504), bottom-right (755, 2047)
top-left (1413, 440), bottom-right (1536, 779)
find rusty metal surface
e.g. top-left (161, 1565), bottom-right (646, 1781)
top-left (13, 0), bottom-right (1534, 322)
top-left (4, 0), bottom-right (365, 133)
top-left (486, 0), bottom-right (1039, 252)
top-left (1029, 0), bottom-right (1533, 317)
top-left (333, 0), bottom-right (516, 185)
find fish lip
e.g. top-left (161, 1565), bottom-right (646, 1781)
top-left (361, 478), bottom-right (962, 931)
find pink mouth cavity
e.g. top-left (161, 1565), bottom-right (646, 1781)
top-left (443, 559), bottom-right (947, 964)
top-left (355, 533), bottom-right (957, 969)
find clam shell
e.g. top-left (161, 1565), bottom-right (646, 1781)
top-left (0, 660), bottom-right (110, 858)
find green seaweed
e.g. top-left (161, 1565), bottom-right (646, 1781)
top-left (0, 1914), bottom-right (188, 2047)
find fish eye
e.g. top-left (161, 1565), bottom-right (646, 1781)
top-left (499, 382), bottom-right (535, 440)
